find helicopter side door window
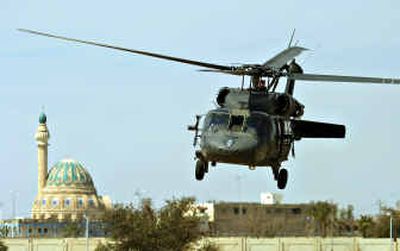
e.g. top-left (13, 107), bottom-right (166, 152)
top-left (229, 115), bottom-right (245, 130)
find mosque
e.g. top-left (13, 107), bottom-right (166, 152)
top-left (0, 113), bottom-right (112, 237)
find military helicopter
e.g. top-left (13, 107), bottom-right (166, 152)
top-left (19, 29), bottom-right (400, 189)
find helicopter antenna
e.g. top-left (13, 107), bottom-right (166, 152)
top-left (287, 29), bottom-right (296, 48)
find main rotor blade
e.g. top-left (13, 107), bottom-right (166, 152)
top-left (263, 46), bottom-right (308, 69)
top-left (197, 69), bottom-right (242, 75)
top-left (288, 73), bottom-right (400, 84)
top-left (18, 29), bottom-right (232, 71)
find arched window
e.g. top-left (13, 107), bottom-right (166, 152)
top-left (64, 198), bottom-right (71, 207)
top-left (52, 198), bottom-right (59, 207)
top-left (78, 198), bottom-right (84, 208)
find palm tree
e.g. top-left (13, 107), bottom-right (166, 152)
top-left (307, 201), bottom-right (337, 237)
top-left (357, 215), bottom-right (374, 238)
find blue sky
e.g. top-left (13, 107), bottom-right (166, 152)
top-left (1, 0), bottom-right (400, 217)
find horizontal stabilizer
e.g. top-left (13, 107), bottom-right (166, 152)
top-left (292, 120), bottom-right (345, 139)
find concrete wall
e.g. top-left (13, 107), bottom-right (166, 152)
top-left (1, 237), bottom-right (397, 251)
top-left (2, 238), bottom-right (107, 251)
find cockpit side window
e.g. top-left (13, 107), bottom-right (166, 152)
top-left (205, 112), bottom-right (229, 129)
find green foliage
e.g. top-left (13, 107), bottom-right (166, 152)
top-left (197, 240), bottom-right (219, 251)
top-left (62, 221), bottom-right (83, 238)
top-left (0, 239), bottom-right (7, 251)
top-left (336, 205), bottom-right (356, 236)
top-left (103, 197), bottom-right (203, 251)
top-left (94, 242), bottom-right (112, 251)
top-left (371, 207), bottom-right (393, 238)
top-left (306, 201), bottom-right (337, 237)
top-left (0, 227), bottom-right (8, 238)
top-left (357, 215), bottom-right (375, 238)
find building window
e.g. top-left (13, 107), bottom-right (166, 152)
top-left (44, 228), bottom-right (48, 234)
top-left (52, 199), bottom-right (59, 207)
top-left (233, 207), bottom-right (239, 215)
top-left (78, 198), bottom-right (84, 208)
top-left (88, 199), bottom-right (95, 207)
top-left (38, 228), bottom-right (42, 234)
top-left (64, 199), bottom-right (71, 207)
top-left (242, 208), bottom-right (247, 215)
top-left (42, 199), bottom-right (46, 206)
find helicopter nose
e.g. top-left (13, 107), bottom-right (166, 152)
top-left (207, 133), bottom-right (258, 156)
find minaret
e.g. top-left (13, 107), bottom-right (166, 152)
top-left (35, 112), bottom-right (50, 195)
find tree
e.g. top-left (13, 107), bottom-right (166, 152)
top-left (336, 205), bottom-right (356, 236)
top-left (306, 201), bottom-right (337, 237)
top-left (103, 197), bottom-right (204, 251)
top-left (197, 240), bottom-right (219, 251)
top-left (157, 197), bottom-right (203, 250)
top-left (94, 242), bottom-right (112, 251)
top-left (0, 239), bottom-right (7, 251)
top-left (0, 226), bottom-right (8, 238)
top-left (370, 206), bottom-right (399, 238)
top-left (62, 221), bottom-right (84, 238)
top-left (357, 215), bottom-right (375, 238)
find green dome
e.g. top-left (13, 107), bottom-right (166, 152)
top-left (46, 159), bottom-right (95, 189)
top-left (39, 112), bottom-right (47, 124)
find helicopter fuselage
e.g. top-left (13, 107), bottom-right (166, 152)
top-left (191, 88), bottom-right (345, 177)
top-left (199, 108), bottom-right (290, 168)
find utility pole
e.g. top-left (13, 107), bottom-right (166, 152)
top-left (389, 213), bottom-right (394, 251)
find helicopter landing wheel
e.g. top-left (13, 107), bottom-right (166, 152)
top-left (277, 168), bottom-right (288, 190)
top-left (195, 160), bottom-right (207, 181)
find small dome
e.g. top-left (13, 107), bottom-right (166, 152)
top-left (45, 159), bottom-right (95, 191)
top-left (39, 112), bottom-right (47, 124)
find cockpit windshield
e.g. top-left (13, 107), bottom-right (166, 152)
top-left (205, 112), bottom-right (262, 132)
top-left (229, 115), bottom-right (244, 129)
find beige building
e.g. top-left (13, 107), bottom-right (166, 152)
top-left (198, 201), bottom-right (312, 237)
top-left (31, 112), bottom-right (112, 221)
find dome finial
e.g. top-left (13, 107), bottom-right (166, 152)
top-left (39, 107), bottom-right (47, 124)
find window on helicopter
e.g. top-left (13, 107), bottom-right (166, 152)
top-left (206, 112), bottom-right (229, 129)
top-left (229, 115), bottom-right (244, 130)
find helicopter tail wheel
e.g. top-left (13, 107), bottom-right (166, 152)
top-left (277, 168), bottom-right (288, 190)
top-left (195, 160), bottom-right (207, 181)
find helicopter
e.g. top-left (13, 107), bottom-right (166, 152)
top-left (18, 29), bottom-right (400, 189)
